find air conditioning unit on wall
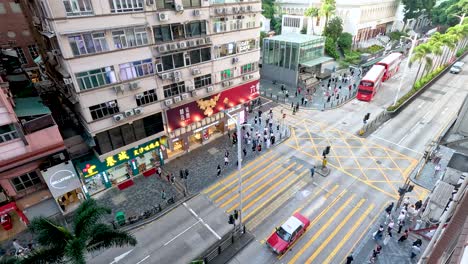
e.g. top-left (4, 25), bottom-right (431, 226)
top-left (165, 99), bottom-right (173, 106)
top-left (113, 114), bottom-right (124, 122)
top-left (173, 96), bottom-right (182, 103)
top-left (134, 107), bottom-right (144, 115)
top-left (158, 13), bottom-right (168, 21)
top-left (124, 109), bottom-right (135, 117)
top-left (207, 86), bottom-right (214, 92)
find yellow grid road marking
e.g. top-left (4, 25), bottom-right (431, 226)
top-left (247, 179), bottom-right (308, 230)
top-left (340, 203), bottom-right (386, 264)
top-left (223, 163), bottom-right (298, 211)
top-left (213, 156), bottom-right (287, 202)
top-left (286, 143), bottom-right (399, 199)
top-left (305, 198), bottom-right (366, 263)
top-left (288, 193), bottom-right (355, 264)
top-left (324, 203), bottom-right (375, 264)
top-left (203, 152), bottom-right (278, 194)
top-left (235, 166), bottom-right (305, 213)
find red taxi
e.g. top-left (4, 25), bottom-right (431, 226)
top-left (266, 212), bottom-right (310, 254)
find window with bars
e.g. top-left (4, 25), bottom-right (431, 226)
top-left (213, 18), bottom-right (227, 33)
top-left (241, 63), bottom-right (257, 74)
top-left (194, 74), bottom-right (212, 89)
top-left (157, 47), bottom-right (211, 72)
top-left (156, 0), bottom-right (175, 9)
top-left (229, 19), bottom-right (243, 31)
top-left (76, 66), bottom-right (117, 90)
top-left (28, 45), bottom-right (39, 59)
top-left (220, 68), bottom-right (234, 81)
top-left (0, 124), bottom-right (19, 143)
top-left (119, 59), bottom-right (154, 81)
top-left (136, 89), bottom-right (158, 106)
top-left (11, 171), bottom-right (42, 192)
top-left (112, 27), bottom-right (148, 49)
top-left (14, 47), bottom-right (27, 65)
top-left (62, 0), bottom-right (93, 16)
top-left (186, 21), bottom-right (206, 38)
top-left (69, 32), bottom-right (109, 56)
top-left (89, 100), bottom-right (120, 120)
top-left (182, 0), bottom-right (200, 7)
top-left (109, 0), bottom-right (144, 13)
top-left (163, 82), bottom-right (186, 98)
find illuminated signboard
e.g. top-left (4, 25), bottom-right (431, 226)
top-left (76, 139), bottom-right (164, 178)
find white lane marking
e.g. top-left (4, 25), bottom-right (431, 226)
top-left (183, 202), bottom-right (222, 240)
top-left (109, 249), bottom-right (134, 264)
top-left (163, 220), bottom-right (200, 246)
top-left (417, 102), bottom-right (425, 108)
top-left (370, 135), bottom-right (423, 155)
top-left (135, 255), bottom-right (150, 264)
top-left (441, 107), bottom-right (448, 115)
top-left (397, 133), bottom-right (410, 145)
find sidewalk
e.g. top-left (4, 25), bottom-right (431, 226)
top-left (260, 68), bottom-right (361, 111)
top-left (95, 103), bottom-right (290, 222)
top-left (353, 205), bottom-right (429, 263)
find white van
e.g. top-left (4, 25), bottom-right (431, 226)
top-left (450, 61), bottom-right (464, 74)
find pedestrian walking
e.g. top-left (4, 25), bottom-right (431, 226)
top-left (259, 116), bottom-right (262, 125)
top-left (304, 98), bottom-right (308, 106)
top-left (373, 225), bottom-right (384, 240)
top-left (387, 219), bottom-right (395, 234)
top-left (346, 253), bottom-right (354, 264)
top-left (327, 96), bottom-right (331, 103)
top-left (170, 175), bottom-right (175, 184)
top-left (385, 202), bottom-right (394, 215)
top-left (224, 156), bottom-right (229, 166)
top-left (301, 97), bottom-right (305, 105)
top-left (243, 148), bottom-right (247, 156)
top-left (157, 166), bottom-right (162, 177)
top-left (291, 102), bottom-right (294, 109)
top-left (217, 165), bottom-right (221, 177)
top-left (257, 144), bottom-right (262, 152)
top-left (225, 150), bottom-right (229, 157)
top-left (166, 174), bottom-right (170, 182)
top-left (310, 166), bottom-right (315, 178)
top-left (434, 164), bottom-right (441, 177)
top-left (412, 239), bottom-right (422, 247)
top-left (161, 189), bottom-right (166, 200)
top-left (415, 200), bottom-right (423, 210)
top-left (410, 245), bottom-right (421, 259)
top-left (254, 116), bottom-right (258, 125)
top-left (295, 91), bottom-right (298, 97)
top-left (296, 102), bottom-right (299, 112)
top-left (403, 197), bottom-right (410, 208)
top-left (398, 229), bottom-right (409, 242)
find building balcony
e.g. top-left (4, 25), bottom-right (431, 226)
top-left (0, 115), bottom-right (65, 172)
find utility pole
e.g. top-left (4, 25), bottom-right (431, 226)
top-left (452, 13), bottom-right (466, 25)
top-left (393, 35), bottom-right (418, 106)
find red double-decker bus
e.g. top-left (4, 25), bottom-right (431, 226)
top-left (376, 52), bottom-right (403, 81)
top-left (356, 65), bottom-right (385, 102)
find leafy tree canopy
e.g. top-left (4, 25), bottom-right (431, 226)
top-left (402, 0), bottom-right (436, 21)
top-left (431, 0), bottom-right (468, 27)
top-left (337, 32), bottom-right (353, 50)
top-left (323, 17), bottom-right (343, 41)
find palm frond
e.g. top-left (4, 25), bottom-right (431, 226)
top-left (28, 217), bottom-right (71, 248)
top-left (86, 224), bottom-right (137, 252)
top-left (0, 256), bottom-right (20, 264)
top-left (64, 238), bottom-right (86, 264)
top-left (73, 199), bottom-right (111, 238)
top-left (19, 247), bottom-right (64, 264)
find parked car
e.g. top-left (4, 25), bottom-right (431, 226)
top-left (450, 61), bottom-right (464, 74)
top-left (266, 212), bottom-right (310, 254)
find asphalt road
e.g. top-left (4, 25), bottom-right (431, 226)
top-left (90, 56), bottom-right (467, 264)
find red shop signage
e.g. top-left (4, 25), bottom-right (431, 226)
top-left (167, 80), bottom-right (259, 131)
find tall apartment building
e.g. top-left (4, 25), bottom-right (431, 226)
top-left (20, 0), bottom-right (261, 195)
top-left (0, 0), bottom-right (39, 72)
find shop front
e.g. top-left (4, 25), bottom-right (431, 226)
top-left (0, 202), bottom-right (29, 241)
top-left (74, 137), bottom-right (166, 196)
top-left (166, 80), bottom-right (259, 156)
top-left (41, 162), bottom-right (85, 214)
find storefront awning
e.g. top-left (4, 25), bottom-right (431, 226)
top-left (41, 162), bottom-right (82, 198)
top-left (300, 56), bottom-right (334, 67)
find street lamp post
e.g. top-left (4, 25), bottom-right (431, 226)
top-left (451, 13), bottom-right (466, 25)
top-left (393, 35), bottom-right (418, 106)
top-left (223, 110), bottom-right (250, 231)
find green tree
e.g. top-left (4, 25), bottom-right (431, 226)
top-left (402, 0), bottom-right (436, 21)
top-left (337, 32), bottom-right (352, 50)
top-left (325, 38), bottom-right (339, 59)
top-left (410, 43), bottom-right (433, 83)
top-left (431, 0), bottom-right (466, 27)
top-left (260, 31), bottom-right (268, 48)
top-left (21, 199), bottom-right (137, 264)
top-left (319, 0), bottom-right (336, 28)
top-left (323, 17), bottom-right (343, 41)
top-left (304, 7), bottom-right (319, 35)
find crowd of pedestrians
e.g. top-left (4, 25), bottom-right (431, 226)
top-left (365, 197), bottom-right (425, 263)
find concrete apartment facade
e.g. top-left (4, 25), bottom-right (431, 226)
top-left (0, 76), bottom-right (69, 240)
top-left (20, 0), bottom-right (261, 195)
top-left (0, 0), bottom-right (39, 72)
top-left (278, 0), bottom-right (399, 42)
